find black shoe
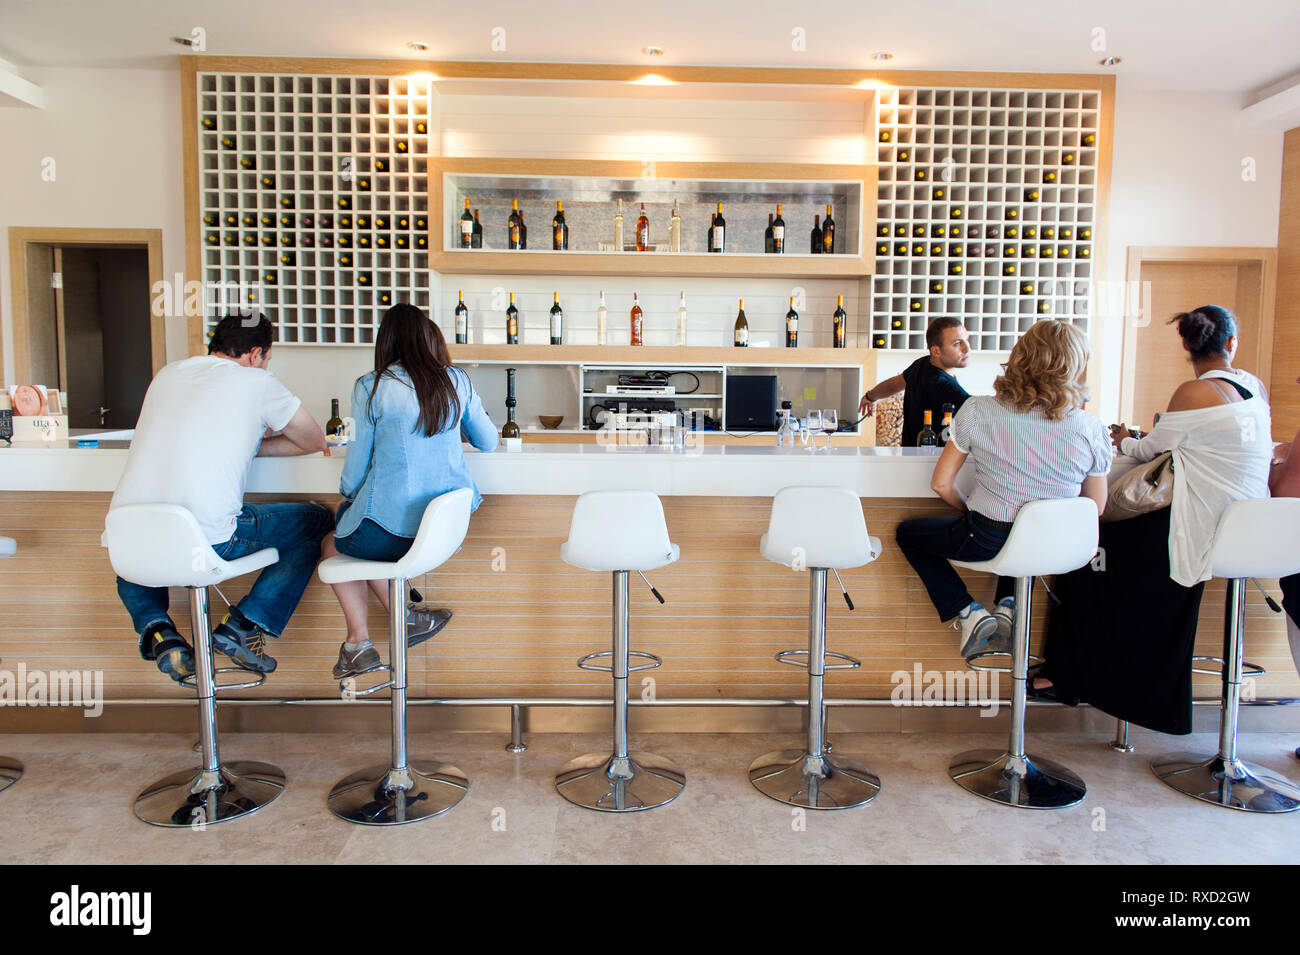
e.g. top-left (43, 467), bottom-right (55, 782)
top-left (144, 625), bottom-right (194, 683)
top-left (1025, 679), bottom-right (1062, 703)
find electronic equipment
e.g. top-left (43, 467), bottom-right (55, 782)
top-left (725, 375), bottom-right (778, 431)
top-left (605, 384), bottom-right (677, 396)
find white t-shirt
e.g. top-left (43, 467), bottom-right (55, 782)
top-left (110, 356), bottom-right (301, 544)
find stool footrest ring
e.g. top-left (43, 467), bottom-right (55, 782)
top-left (1191, 656), bottom-right (1267, 678)
top-left (775, 649), bottom-right (861, 671)
top-left (339, 665), bottom-right (395, 696)
top-left (965, 651), bottom-right (1045, 673)
top-left (577, 650), bottom-right (662, 673)
top-left (180, 666), bottom-right (267, 692)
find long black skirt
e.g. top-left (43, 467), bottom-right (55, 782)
top-left (1042, 506), bottom-right (1205, 735)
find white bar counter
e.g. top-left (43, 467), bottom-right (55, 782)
top-left (0, 441), bottom-right (947, 499)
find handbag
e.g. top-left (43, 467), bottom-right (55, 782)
top-left (1102, 451), bottom-right (1174, 523)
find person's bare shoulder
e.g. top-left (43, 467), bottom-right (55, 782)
top-left (1166, 379), bottom-right (1227, 413)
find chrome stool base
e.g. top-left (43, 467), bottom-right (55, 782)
top-left (748, 749), bottom-right (881, 809)
top-left (948, 749), bottom-right (1086, 810)
top-left (328, 761), bottom-right (469, 826)
top-left (1151, 753), bottom-right (1300, 813)
top-left (134, 761), bottom-right (286, 828)
top-left (555, 751), bottom-right (685, 812)
top-left (0, 756), bottom-right (22, 793)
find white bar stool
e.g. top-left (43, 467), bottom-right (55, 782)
top-left (104, 505), bottom-right (285, 827)
top-left (555, 491), bottom-right (685, 812)
top-left (749, 486), bottom-right (883, 809)
top-left (948, 497), bottom-right (1098, 810)
top-left (0, 537), bottom-right (23, 793)
top-left (1151, 498), bottom-right (1300, 813)
top-left (317, 488), bottom-right (472, 826)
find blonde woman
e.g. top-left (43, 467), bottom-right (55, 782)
top-left (896, 320), bottom-right (1111, 662)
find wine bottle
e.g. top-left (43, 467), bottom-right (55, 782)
top-left (733, 298), bottom-right (749, 347)
top-left (709, 202), bottom-right (725, 253)
top-left (326, 398), bottom-right (344, 439)
top-left (518, 208), bottom-right (527, 249)
top-left (630, 292), bottom-right (644, 346)
top-left (764, 214), bottom-right (775, 254)
top-left (553, 201), bottom-right (568, 251)
top-left (507, 200), bottom-right (523, 250)
top-left (917, 410), bottom-right (938, 449)
top-left (822, 204), bottom-right (835, 254)
top-left (785, 296), bottom-right (798, 348)
top-left (454, 290), bottom-right (469, 344)
top-left (677, 291), bottom-right (688, 346)
top-left (506, 292), bottom-right (519, 344)
top-left (939, 403), bottom-right (954, 446)
top-left (471, 209), bottom-right (483, 248)
top-left (502, 367), bottom-right (520, 439)
top-left (772, 204), bottom-right (786, 253)
top-left (669, 200), bottom-right (682, 252)
top-left (597, 290), bottom-right (608, 346)
top-left (460, 198), bottom-right (474, 248)
top-left (810, 214), bottom-right (823, 254)
top-left (636, 202), bottom-right (650, 251)
top-left (549, 292), bottom-right (564, 344)
top-left (832, 295), bottom-right (847, 348)
top-left (614, 198), bottom-right (625, 251)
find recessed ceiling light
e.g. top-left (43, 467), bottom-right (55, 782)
top-left (642, 46), bottom-right (665, 57)
top-left (171, 36), bottom-right (195, 47)
top-left (872, 52), bottom-right (893, 61)
top-left (407, 41), bottom-right (429, 52)
top-left (1099, 56), bottom-right (1121, 66)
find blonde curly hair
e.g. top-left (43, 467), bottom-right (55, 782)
top-left (993, 320), bottom-right (1089, 420)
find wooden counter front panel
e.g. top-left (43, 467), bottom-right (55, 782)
top-left (0, 492), bottom-right (1295, 704)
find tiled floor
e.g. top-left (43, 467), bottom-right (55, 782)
top-left (1, 729), bottom-right (1297, 864)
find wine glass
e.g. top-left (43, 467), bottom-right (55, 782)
top-left (804, 409), bottom-right (822, 452)
top-left (821, 409), bottom-right (838, 451)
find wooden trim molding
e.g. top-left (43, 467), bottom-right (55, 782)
top-left (5, 228), bottom-right (166, 385)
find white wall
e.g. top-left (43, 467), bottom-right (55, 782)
top-left (0, 66), bottom-right (188, 386)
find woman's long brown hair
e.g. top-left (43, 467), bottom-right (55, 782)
top-left (368, 303), bottom-right (461, 436)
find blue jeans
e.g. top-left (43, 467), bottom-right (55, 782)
top-left (117, 501), bottom-right (333, 655)
top-left (333, 500), bottom-right (413, 563)
top-left (896, 510), bottom-right (1016, 621)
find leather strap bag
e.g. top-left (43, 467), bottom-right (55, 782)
top-left (1102, 451), bottom-right (1174, 523)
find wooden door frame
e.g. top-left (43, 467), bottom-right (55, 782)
top-left (1119, 245), bottom-right (1277, 425)
top-left (6, 227), bottom-right (165, 386)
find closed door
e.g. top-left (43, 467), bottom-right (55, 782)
top-left (1126, 257), bottom-right (1266, 431)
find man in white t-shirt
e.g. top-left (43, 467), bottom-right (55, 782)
top-left (111, 313), bottom-right (332, 681)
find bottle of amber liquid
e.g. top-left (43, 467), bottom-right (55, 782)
top-left (326, 399), bottom-right (344, 439)
top-left (507, 200), bottom-right (523, 250)
top-left (552, 201), bottom-right (568, 250)
top-left (734, 298), bottom-right (749, 347)
top-left (822, 204), bottom-right (836, 254)
top-left (636, 203), bottom-right (650, 251)
top-left (629, 293), bottom-right (644, 346)
top-left (505, 292), bottom-right (519, 344)
top-left (832, 295), bottom-right (847, 348)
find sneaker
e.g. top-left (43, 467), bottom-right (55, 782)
top-left (406, 607), bottom-right (452, 648)
top-left (952, 602), bottom-right (998, 661)
top-left (146, 625), bottom-right (194, 683)
top-left (211, 612), bottom-right (278, 673)
top-left (332, 641), bottom-right (384, 681)
top-left (990, 596), bottom-right (1016, 653)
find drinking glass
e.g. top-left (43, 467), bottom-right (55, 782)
top-left (821, 409), bottom-right (838, 451)
top-left (804, 409), bottom-right (822, 452)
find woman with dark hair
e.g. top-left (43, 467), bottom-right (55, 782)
top-left (321, 302), bottom-right (498, 679)
top-left (1036, 305), bottom-right (1273, 733)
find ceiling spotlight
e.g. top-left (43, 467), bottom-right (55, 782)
top-left (407, 41), bottom-right (429, 52)
top-left (1099, 56), bottom-right (1121, 66)
top-left (872, 52), bottom-right (893, 61)
top-left (642, 46), bottom-right (665, 56)
top-left (171, 36), bottom-right (196, 47)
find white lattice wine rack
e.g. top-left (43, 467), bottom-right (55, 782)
top-left (197, 72), bottom-right (434, 344)
top-left (872, 87), bottom-right (1099, 352)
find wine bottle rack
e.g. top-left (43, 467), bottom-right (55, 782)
top-left (196, 72), bottom-right (434, 344)
top-left (871, 87), bottom-right (1099, 352)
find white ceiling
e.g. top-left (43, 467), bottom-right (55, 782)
top-left (0, 0), bottom-right (1297, 93)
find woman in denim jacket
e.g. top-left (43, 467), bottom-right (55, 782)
top-left (322, 303), bottom-right (498, 679)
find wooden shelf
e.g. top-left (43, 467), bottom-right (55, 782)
top-left (431, 249), bottom-right (871, 279)
top-left (451, 344), bottom-right (874, 367)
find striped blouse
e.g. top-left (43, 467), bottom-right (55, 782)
top-left (949, 396), bottom-right (1113, 523)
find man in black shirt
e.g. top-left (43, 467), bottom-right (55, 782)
top-left (859, 316), bottom-right (971, 446)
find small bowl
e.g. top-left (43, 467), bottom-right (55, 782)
top-left (538, 415), bottom-right (564, 430)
